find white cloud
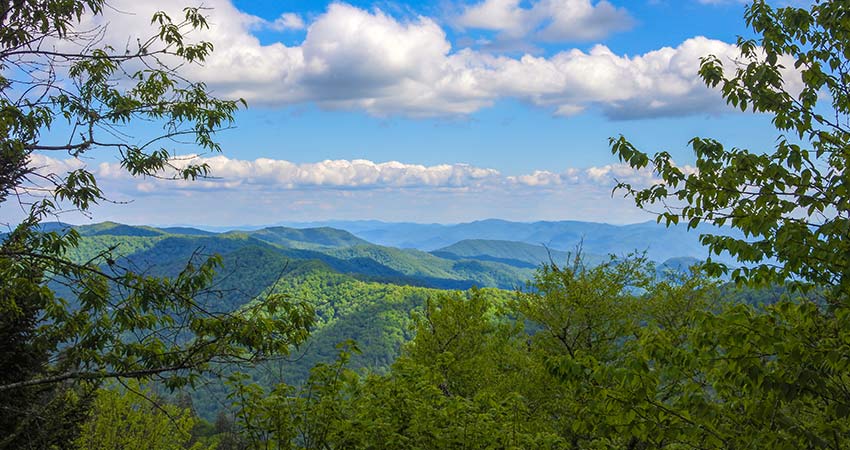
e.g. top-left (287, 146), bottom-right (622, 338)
top-left (9, 154), bottom-right (700, 225)
top-left (28, 153), bottom-right (86, 176)
top-left (269, 13), bottom-right (305, 31)
top-left (92, 155), bottom-right (503, 192)
top-left (14, 153), bottom-right (802, 232)
top-left (457, 0), bottom-right (532, 38)
top-left (30, 154), bottom-right (685, 194)
top-left (67, 1), bottom-right (799, 119)
top-left (458, 0), bottom-right (633, 42)
top-left (508, 170), bottom-right (566, 186)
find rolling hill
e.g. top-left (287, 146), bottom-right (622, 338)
top-left (240, 226), bottom-right (370, 249)
top-left (57, 222), bottom-right (536, 291)
top-left (49, 219), bottom-right (721, 291)
top-left (433, 239), bottom-right (575, 268)
top-left (276, 218), bottom-right (744, 264)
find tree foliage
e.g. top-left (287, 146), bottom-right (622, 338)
top-left (597, 0), bottom-right (850, 447)
top-left (610, 0), bottom-right (850, 298)
top-left (225, 255), bottom-right (850, 449)
top-left (75, 383), bottom-right (215, 450)
top-left (0, 1), bottom-right (312, 445)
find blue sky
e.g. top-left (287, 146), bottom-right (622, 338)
top-left (11, 0), bottom-right (804, 227)
top-left (219, 0), bottom-right (767, 171)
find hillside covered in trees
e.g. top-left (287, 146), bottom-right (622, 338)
top-left (48, 221), bottom-right (706, 392)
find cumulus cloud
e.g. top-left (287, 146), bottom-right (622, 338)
top-left (66, 1), bottom-right (796, 119)
top-left (457, 0), bottom-right (532, 39)
top-left (28, 154), bottom-right (86, 175)
top-left (10, 154), bottom-right (694, 224)
top-left (269, 13), bottom-right (305, 31)
top-left (99, 156), bottom-right (503, 192)
top-left (457, 0), bottom-right (633, 42)
top-left (197, 3), bottom-right (745, 119)
top-left (30, 154), bottom-right (686, 195)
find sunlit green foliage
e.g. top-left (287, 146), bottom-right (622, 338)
top-left (228, 255), bottom-right (850, 449)
top-left (75, 383), bottom-right (215, 450)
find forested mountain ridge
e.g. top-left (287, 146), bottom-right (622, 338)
top-left (45, 221), bottom-right (711, 400)
top-left (235, 226), bottom-right (370, 249)
top-left (50, 217), bottom-right (742, 264)
top-left (433, 239), bottom-right (583, 268)
top-left (46, 220), bottom-right (711, 292)
top-left (54, 222), bottom-right (535, 291)
top-left (271, 218), bottom-right (744, 263)
top-left (38, 222), bottom-right (527, 418)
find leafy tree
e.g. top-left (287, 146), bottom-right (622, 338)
top-left (606, 0), bottom-right (850, 447)
top-left (75, 383), bottom-right (215, 450)
top-left (514, 255), bottom-right (649, 361)
top-left (228, 343), bottom-right (360, 450)
top-left (230, 257), bottom-right (714, 449)
top-left (236, 253), bottom-right (849, 448)
top-left (0, 1), bottom-right (313, 445)
top-left (229, 292), bottom-right (561, 450)
top-left (0, 257), bottom-right (95, 449)
top-left (405, 289), bottom-right (521, 399)
top-left (610, 0), bottom-right (850, 298)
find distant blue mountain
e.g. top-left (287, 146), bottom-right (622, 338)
top-left (433, 239), bottom-right (578, 269)
top-left (34, 218), bottom-right (744, 268)
top-left (159, 227), bottom-right (216, 236)
top-left (238, 226), bottom-right (370, 249)
top-left (277, 219), bottom-right (743, 264)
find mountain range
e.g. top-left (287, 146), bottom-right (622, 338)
top-left (22, 218), bottom-right (740, 416)
top-left (43, 218), bottom-right (738, 284)
top-left (155, 218), bottom-right (741, 264)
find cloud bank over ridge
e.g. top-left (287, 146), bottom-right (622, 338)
top-left (18, 153), bottom-right (690, 225)
top-left (28, 154), bottom-right (679, 193)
